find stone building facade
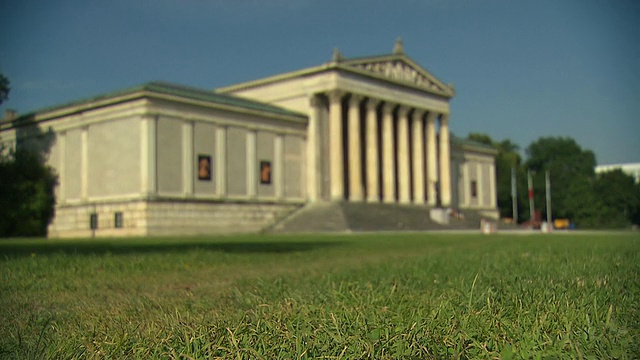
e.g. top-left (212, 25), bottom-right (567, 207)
top-left (0, 43), bottom-right (498, 237)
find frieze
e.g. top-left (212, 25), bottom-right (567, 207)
top-left (354, 61), bottom-right (443, 92)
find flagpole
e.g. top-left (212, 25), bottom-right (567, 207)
top-left (511, 166), bottom-right (518, 223)
top-left (545, 170), bottom-right (552, 232)
top-left (527, 169), bottom-right (535, 228)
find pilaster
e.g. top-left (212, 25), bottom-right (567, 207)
top-left (182, 120), bottom-right (194, 197)
top-left (462, 161), bottom-right (470, 207)
top-left (489, 162), bottom-right (497, 208)
top-left (58, 131), bottom-right (66, 203)
top-left (140, 115), bottom-right (157, 197)
top-left (246, 130), bottom-right (257, 198)
top-left (81, 126), bottom-right (88, 201)
top-left (274, 134), bottom-right (284, 199)
top-left (216, 126), bottom-right (227, 197)
top-left (477, 162), bottom-right (484, 207)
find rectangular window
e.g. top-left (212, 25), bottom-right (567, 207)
top-left (114, 212), bottom-right (123, 228)
top-left (90, 213), bottom-right (98, 230)
top-left (197, 154), bottom-right (212, 181)
top-left (471, 180), bottom-right (478, 198)
top-left (260, 161), bottom-right (272, 184)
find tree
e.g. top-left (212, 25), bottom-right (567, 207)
top-left (524, 136), bottom-right (618, 228)
top-left (593, 169), bottom-right (640, 227)
top-left (0, 74), bottom-right (58, 237)
top-left (0, 72), bottom-right (9, 104)
top-left (465, 133), bottom-right (638, 228)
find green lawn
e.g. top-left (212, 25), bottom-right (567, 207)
top-left (1, 232), bottom-right (639, 359)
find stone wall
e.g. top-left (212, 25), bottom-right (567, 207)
top-left (49, 200), bottom-right (148, 238)
top-left (145, 201), bottom-right (299, 236)
top-left (48, 199), bottom-right (301, 238)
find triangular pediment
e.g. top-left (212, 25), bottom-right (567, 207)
top-left (339, 55), bottom-right (454, 97)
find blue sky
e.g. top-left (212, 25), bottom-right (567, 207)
top-left (1, 0), bottom-right (638, 165)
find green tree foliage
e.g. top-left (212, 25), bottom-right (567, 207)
top-left (524, 136), bottom-right (639, 228)
top-left (525, 137), bottom-right (597, 224)
top-left (0, 148), bottom-right (58, 236)
top-left (0, 72), bottom-right (9, 104)
top-left (0, 74), bottom-right (58, 237)
top-left (470, 132), bottom-right (639, 229)
top-left (593, 169), bottom-right (640, 227)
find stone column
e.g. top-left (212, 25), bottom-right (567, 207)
top-left (382, 102), bottom-right (395, 203)
top-left (182, 120), bottom-right (194, 197)
top-left (411, 110), bottom-right (425, 204)
top-left (328, 90), bottom-right (344, 201)
top-left (425, 112), bottom-right (438, 206)
top-left (140, 115), bottom-right (157, 196)
top-left (397, 106), bottom-right (410, 204)
top-left (365, 98), bottom-right (379, 202)
top-left (307, 96), bottom-right (321, 202)
top-left (348, 95), bottom-right (363, 201)
top-left (439, 114), bottom-right (451, 207)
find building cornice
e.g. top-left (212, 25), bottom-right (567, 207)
top-left (1, 82), bottom-right (307, 131)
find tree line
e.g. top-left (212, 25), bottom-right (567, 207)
top-left (468, 133), bottom-right (640, 228)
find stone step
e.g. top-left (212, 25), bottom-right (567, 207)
top-left (268, 202), bottom-right (500, 234)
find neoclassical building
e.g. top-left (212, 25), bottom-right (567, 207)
top-left (0, 41), bottom-right (498, 237)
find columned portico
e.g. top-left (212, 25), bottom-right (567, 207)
top-left (316, 90), bottom-right (452, 208)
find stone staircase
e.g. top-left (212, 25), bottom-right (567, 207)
top-left (267, 202), bottom-right (495, 233)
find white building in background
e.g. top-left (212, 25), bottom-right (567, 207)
top-left (0, 41), bottom-right (499, 238)
top-left (595, 163), bottom-right (640, 183)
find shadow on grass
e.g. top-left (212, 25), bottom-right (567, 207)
top-left (0, 238), bottom-right (344, 259)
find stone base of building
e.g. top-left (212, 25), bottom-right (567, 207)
top-left (48, 199), bottom-right (301, 238)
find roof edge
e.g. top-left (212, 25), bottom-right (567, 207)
top-left (1, 81), bottom-right (307, 128)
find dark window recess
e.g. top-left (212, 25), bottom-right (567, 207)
top-left (90, 213), bottom-right (98, 230)
top-left (471, 180), bottom-right (478, 198)
top-left (114, 212), bottom-right (123, 228)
